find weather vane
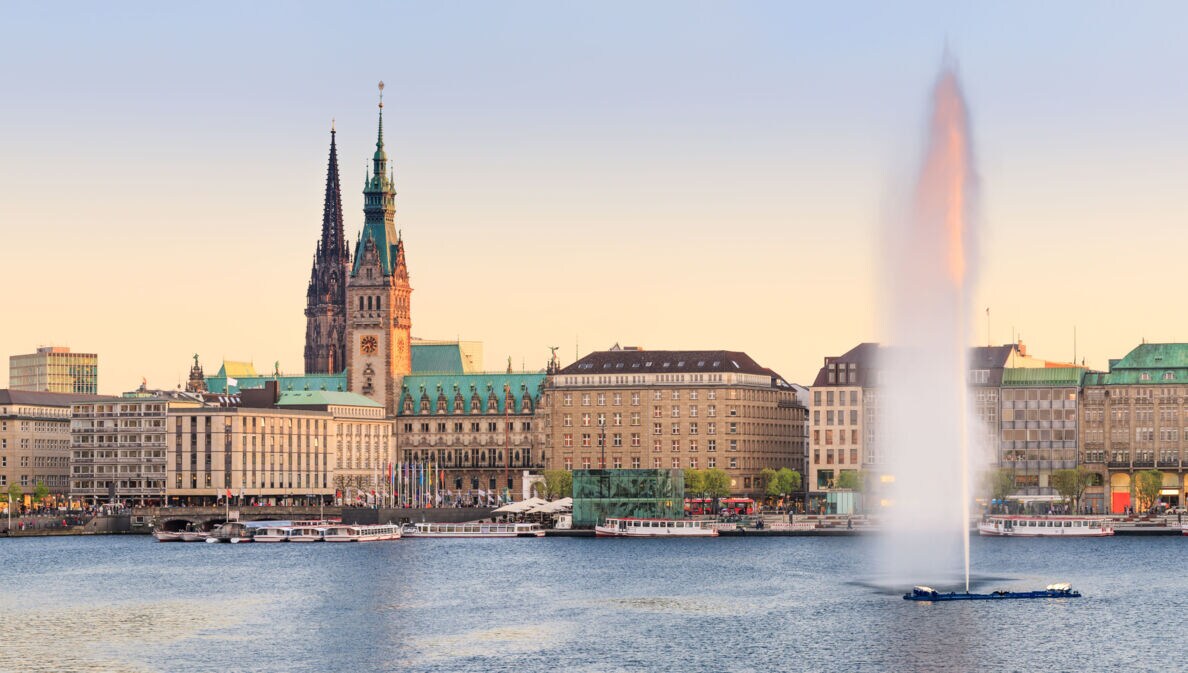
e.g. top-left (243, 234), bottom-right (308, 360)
top-left (378, 80), bottom-right (384, 108)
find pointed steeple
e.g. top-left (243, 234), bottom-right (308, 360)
top-left (355, 81), bottom-right (399, 277)
top-left (320, 123), bottom-right (346, 261)
top-left (373, 80), bottom-right (388, 181)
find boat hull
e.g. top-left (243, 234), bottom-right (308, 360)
top-left (904, 590), bottom-right (1082, 601)
top-left (153, 531), bottom-right (182, 542)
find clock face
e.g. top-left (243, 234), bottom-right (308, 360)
top-left (360, 335), bottom-right (378, 355)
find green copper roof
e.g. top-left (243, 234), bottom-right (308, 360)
top-left (276, 390), bottom-right (381, 408)
top-left (1085, 343), bottom-right (1188, 385)
top-left (1001, 367), bottom-right (1086, 387)
top-left (411, 343), bottom-right (464, 374)
top-left (398, 372), bottom-right (545, 416)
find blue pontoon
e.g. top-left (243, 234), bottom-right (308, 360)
top-left (903, 583), bottom-right (1081, 601)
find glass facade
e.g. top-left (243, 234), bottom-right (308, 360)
top-left (572, 469), bottom-right (684, 528)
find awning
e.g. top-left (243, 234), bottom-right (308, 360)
top-left (1007, 495), bottom-right (1063, 503)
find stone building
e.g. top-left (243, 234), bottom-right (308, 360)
top-left (1, 390), bottom-right (105, 505)
top-left (304, 126), bottom-right (350, 375)
top-left (543, 348), bottom-right (807, 499)
top-left (70, 397), bottom-right (172, 506)
top-left (164, 386), bottom-right (385, 506)
top-left (9, 346), bottom-right (98, 394)
top-left (998, 367), bottom-right (1084, 505)
top-left (1081, 343), bottom-right (1188, 513)
top-left (396, 372), bottom-right (547, 502)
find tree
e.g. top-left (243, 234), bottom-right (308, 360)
top-left (32, 481), bottom-right (50, 507)
top-left (1134, 469), bottom-right (1164, 512)
top-left (684, 469), bottom-right (706, 496)
top-left (6, 484), bottom-right (22, 512)
top-left (835, 470), bottom-right (861, 491)
top-left (1050, 468), bottom-right (1094, 512)
top-left (774, 468), bottom-right (802, 496)
top-left (985, 468), bottom-right (1015, 505)
top-left (702, 469), bottom-right (732, 499)
top-left (761, 468), bottom-right (779, 498)
top-left (539, 470), bottom-right (573, 500)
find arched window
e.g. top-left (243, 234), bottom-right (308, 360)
top-left (375, 296), bottom-right (381, 310)
top-left (359, 296), bottom-right (364, 311)
top-left (367, 296), bottom-right (373, 311)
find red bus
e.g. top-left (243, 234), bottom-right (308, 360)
top-left (684, 497), bottom-right (755, 516)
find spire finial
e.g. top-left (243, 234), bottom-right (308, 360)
top-left (331, 117), bottom-right (335, 133)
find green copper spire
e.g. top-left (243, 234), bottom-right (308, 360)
top-left (353, 80), bottom-right (399, 278)
top-left (373, 80), bottom-right (388, 179)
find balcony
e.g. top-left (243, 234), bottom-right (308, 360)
top-left (1132, 460), bottom-right (1155, 468)
top-left (1106, 461), bottom-right (1131, 469)
top-left (1157, 459), bottom-right (1182, 468)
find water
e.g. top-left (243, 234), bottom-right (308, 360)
top-left (1, 536), bottom-right (1183, 673)
top-left (881, 61), bottom-right (980, 590)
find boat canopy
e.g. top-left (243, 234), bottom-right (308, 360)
top-left (913, 586), bottom-right (936, 593)
top-left (492, 497), bottom-right (549, 514)
top-left (1046, 582), bottom-right (1072, 591)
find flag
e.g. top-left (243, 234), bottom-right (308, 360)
top-left (226, 488), bottom-right (232, 499)
top-left (227, 376), bottom-right (238, 389)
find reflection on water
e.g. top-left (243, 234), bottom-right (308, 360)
top-left (0, 535), bottom-right (1179, 673)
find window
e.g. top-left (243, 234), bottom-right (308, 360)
top-left (707, 439), bottom-right (717, 452)
top-left (671, 390), bottom-right (680, 400)
top-left (631, 433), bottom-right (640, 447)
top-left (672, 457), bottom-right (680, 469)
top-left (563, 414), bottom-right (572, 427)
top-left (563, 393), bottom-right (572, 407)
top-left (707, 405), bottom-right (716, 417)
top-left (631, 412), bottom-right (641, 426)
top-left (582, 393), bottom-right (591, 406)
top-left (690, 422), bottom-right (698, 435)
top-left (708, 457), bottom-right (716, 468)
top-left (690, 439), bottom-right (699, 452)
top-left (653, 423), bottom-right (662, 435)
top-left (689, 406), bottom-right (698, 418)
top-left (671, 405), bottom-right (680, 418)
top-left (613, 433), bottom-right (622, 447)
top-left (653, 391), bottom-right (663, 401)
top-left (671, 423), bottom-right (680, 435)
top-left (613, 412), bottom-right (622, 426)
top-left (581, 433), bottom-right (591, 447)
top-left (707, 422), bottom-right (716, 435)
top-left (728, 457), bottom-right (737, 469)
top-left (631, 392), bottom-right (640, 406)
top-left (563, 434), bottom-right (573, 448)
top-left (653, 439), bottom-right (662, 453)
top-left (671, 439), bottom-right (680, 452)
top-left (613, 393), bottom-right (622, 405)
top-left (653, 457), bottom-right (662, 468)
top-left (612, 456), bottom-right (622, 468)
top-left (582, 413), bottom-right (591, 427)
top-left (582, 457), bottom-right (591, 469)
top-left (689, 457), bottom-right (698, 469)
top-left (631, 457), bottom-right (640, 468)
top-left (653, 406), bottom-right (663, 419)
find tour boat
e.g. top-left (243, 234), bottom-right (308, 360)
top-left (287, 525), bottom-right (329, 542)
top-left (323, 524), bottom-right (402, 542)
top-left (977, 515), bottom-right (1113, 537)
top-left (402, 522), bottom-right (545, 538)
top-left (179, 529), bottom-right (208, 542)
top-left (206, 521), bottom-right (255, 543)
top-left (904, 583), bottom-right (1082, 602)
top-left (253, 526), bottom-right (293, 543)
top-left (153, 529), bottom-right (182, 542)
top-left (594, 517), bottom-right (718, 538)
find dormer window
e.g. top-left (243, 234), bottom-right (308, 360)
top-left (1140, 372), bottom-right (1152, 381)
top-left (1163, 372), bottom-right (1175, 381)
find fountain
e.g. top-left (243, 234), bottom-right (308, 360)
top-left (878, 59), bottom-right (979, 592)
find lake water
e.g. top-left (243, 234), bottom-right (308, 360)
top-left (0, 534), bottom-right (1184, 673)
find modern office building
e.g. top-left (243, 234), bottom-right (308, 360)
top-left (70, 397), bottom-right (172, 506)
top-left (9, 346), bottom-right (98, 394)
top-left (998, 367), bottom-right (1085, 505)
top-left (543, 347), bottom-right (807, 499)
top-left (0, 390), bottom-right (106, 505)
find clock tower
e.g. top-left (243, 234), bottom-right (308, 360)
top-left (346, 82), bottom-right (412, 415)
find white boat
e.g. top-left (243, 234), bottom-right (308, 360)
top-left (206, 521), bottom-right (256, 543)
top-left (179, 530), bottom-right (208, 542)
top-left (595, 517), bottom-right (718, 537)
top-left (287, 525), bottom-right (328, 542)
top-left (153, 529), bottom-right (182, 542)
top-left (253, 526), bottom-right (293, 543)
top-left (403, 522), bottom-right (545, 538)
top-left (323, 524), bottom-right (402, 542)
top-left (978, 515), bottom-right (1114, 537)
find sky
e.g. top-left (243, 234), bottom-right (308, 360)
top-left (2, 1), bottom-right (1187, 394)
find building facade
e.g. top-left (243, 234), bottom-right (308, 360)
top-left (998, 367), bottom-right (1083, 504)
top-left (304, 126), bottom-right (350, 375)
top-left (396, 372), bottom-right (547, 502)
top-left (70, 397), bottom-right (171, 506)
top-left (544, 349), bottom-right (807, 499)
top-left (1081, 343), bottom-right (1188, 513)
top-left (1, 390), bottom-right (103, 505)
top-left (9, 346), bottom-right (98, 394)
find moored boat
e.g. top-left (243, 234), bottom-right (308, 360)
top-left (403, 522), bottom-right (545, 538)
top-left (179, 529), bottom-right (208, 542)
top-left (153, 529), bottom-right (182, 542)
top-left (904, 583), bottom-right (1082, 601)
top-left (253, 526), bottom-right (293, 543)
top-left (595, 517), bottom-right (718, 537)
top-left (323, 524), bottom-right (401, 542)
top-left (287, 525), bottom-right (328, 542)
top-left (206, 521), bottom-right (255, 543)
top-left (977, 515), bottom-right (1113, 537)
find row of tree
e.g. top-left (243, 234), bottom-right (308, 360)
top-left (6, 481), bottom-right (51, 511)
top-left (987, 466), bottom-right (1168, 513)
top-left (535, 467), bottom-right (805, 501)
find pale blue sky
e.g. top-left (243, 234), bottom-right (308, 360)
top-left (2, 2), bottom-right (1187, 391)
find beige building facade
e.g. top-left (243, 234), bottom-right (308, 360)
top-left (1, 390), bottom-right (104, 506)
top-left (543, 349), bottom-right (807, 498)
top-left (71, 398), bottom-right (171, 505)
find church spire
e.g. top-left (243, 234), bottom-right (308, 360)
top-left (320, 122), bottom-right (346, 261)
top-left (373, 80), bottom-right (388, 180)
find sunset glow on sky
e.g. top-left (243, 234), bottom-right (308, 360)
top-left (2, 2), bottom-right (1187, 393)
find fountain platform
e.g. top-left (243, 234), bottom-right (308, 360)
top-left (904, 583), bottom-right (1081, 601)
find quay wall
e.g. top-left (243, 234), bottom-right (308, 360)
top-left (343, 507), bottom-right (496, 525)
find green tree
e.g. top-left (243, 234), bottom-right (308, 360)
top-left (774, 468), bottom-right (802, 496)
top-left (1050, 467), bottom-right (1094, 512)
top-left (985, 468), bottom-right (1015, 503)
top-left (7, 484), bottom-right (23, 512)
top-left (539, 470), bottom-right (573, 499)
top-left (702, 469), bottom-right (732, 499)
top-left (761, 468), bottom-right (780, 498)
top-left (32, 481), bottom-right (50, 507)
top-left (684, 469), bottom-right (706, 496)
top-left (835, 470), bottom-right (861, 491)
top-left (1134, 469), bottom-right (1164, 512)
